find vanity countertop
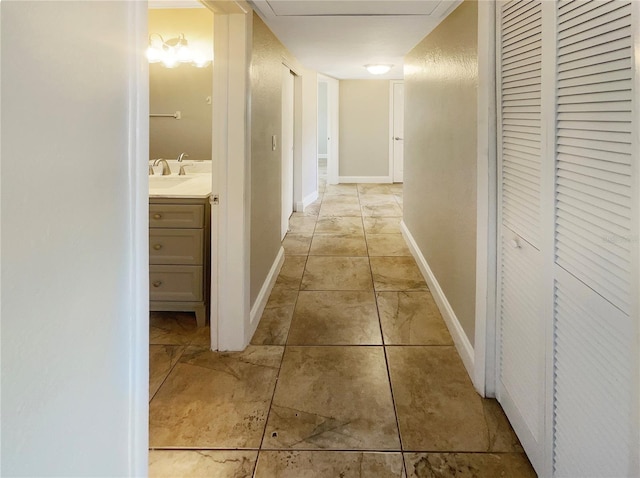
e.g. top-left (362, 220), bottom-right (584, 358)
top-left (149, 173), bottom-right (212, 199)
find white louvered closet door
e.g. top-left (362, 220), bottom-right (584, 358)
top-left (553, 1), bottom-right (637, 476)
top-left (496, 0), bottom-right (546, 474)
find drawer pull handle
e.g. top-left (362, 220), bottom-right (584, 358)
top-left (152, 281), bottom-right (163, 288)
top-left (153, 213), bottom-right (162, 220)
top-left (153, 244), bottom-right (162, 250)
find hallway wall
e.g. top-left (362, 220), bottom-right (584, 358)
top-left (339, 80), bottom-right (390, 179)
top-left (403, 0), bottom-right (478, 345)
top-left (1, 2), bottom-right (147, 475)
top-left (249, 13), bottom-right (317, 307)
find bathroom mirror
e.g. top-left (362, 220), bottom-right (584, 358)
top-left (149, 7), bottom-right (213, 161)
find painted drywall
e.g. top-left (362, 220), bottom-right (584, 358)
top-left (403, 0), bottom-right (478, 345)
top-left (1, 2), bottom-right (147, 476)
top-left (318, 81), bottom-right (328, 156)
top-left (149, 8), bottom-right (213, 161)
top-left (249, 13), bottom-right (317, 307)
top-left (338, 80), bottom-right (390, 178)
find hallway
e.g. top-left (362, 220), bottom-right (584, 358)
top-left (148, 184), bottom-right (535, 477)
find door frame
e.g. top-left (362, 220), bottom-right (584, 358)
top-left (281, 64), bottom-right (295, 239)
top-left (389, 80), bottom-right (404, 183)
top-left (318, 74), bottom-right (339, 185)
top-left (474, 0), bottom-right (497, 399)
top-left (208, 0), bottom-right (253, 350)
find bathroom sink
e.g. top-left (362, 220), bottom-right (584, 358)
top-left (148, 176), bottom-right (192, 189)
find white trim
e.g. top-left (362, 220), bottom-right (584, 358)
top-left (213, 12), bottom-right (252, 351)
top-left (401, 221), bottom-right (476, 382)
top-left (249, 247), bottom-right (285, 336)
top-left (474, 0), bottom-right (497, 399)
top-left (296, 190), bottom-right (319, 212)
top-left (389, 80), bottom-right (404, 183)
top-left (339, 176), bottom-right (392, 184)
top-left (319, 74), bottom-right (340, 185)
top-left (128, 2), bottom-right (149, 474)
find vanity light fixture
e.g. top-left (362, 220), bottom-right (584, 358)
top-left (365, 64), bottom-right (393, 75)
top-left (146, 33), bottom-right (212, 68)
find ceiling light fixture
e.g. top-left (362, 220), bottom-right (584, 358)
top-left (365, 64), bottom-right (393, 75)
top-left (146, 33), bottom-right (212, 68)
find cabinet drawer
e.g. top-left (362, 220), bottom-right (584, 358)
top-left (150, 265), bottom-right (203, 302)
top-left (149, 229), bottom-right (203, 265)
top-left (149, 204), bottom-right (204, 228)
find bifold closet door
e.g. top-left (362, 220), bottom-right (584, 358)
top-left (496, 0), bottom-right (546, 474)
top-left (552, 1), bottom-right (637, 475)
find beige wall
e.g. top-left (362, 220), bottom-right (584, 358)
top-left (339, 80), bottom-right (390, 178)
top-left (403, 0), bottom-right (478, 344)
top-left (249, 14), bottom-right (318, 306)
top-left (149, 9), bottom-right (213, 161)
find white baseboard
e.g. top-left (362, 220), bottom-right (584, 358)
top-left (400, 220), bottom-right (476, 382)
top-left (295, 191), bottom-right (319, 212)
top-left (338, 176), bottom-right (392, 184)
top-left (248, 246), bottom-right (285, 339)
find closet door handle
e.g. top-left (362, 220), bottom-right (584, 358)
top-left (152, 281), bottom-right (162, 288)
top-left (153, 244), bottom-right (162, 251)
top-left (394, 136), bottom-right (403, 141)
top-left (510, 238), bottom-right (521, 249)
top-left (153, 213), bottom-right (162, 220)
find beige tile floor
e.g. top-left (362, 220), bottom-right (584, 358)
top-left (149, 183), bottom-right (536, 478)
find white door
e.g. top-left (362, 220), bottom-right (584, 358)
top-left (392, 82), bottom-right (404, 182)
top-left (496, 0), bottom-right (546, 473)
top-left (281, 66), bottom-right (294, 240)
top-left (551, 1), bottom-right (636, 475)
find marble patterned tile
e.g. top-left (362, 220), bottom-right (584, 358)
top-left (319, 201), bottom-right (363, 217)
top-left (288, 215), bottom-right (318, 234)
top-left (149, 345), bottom-right (185, 400)
top-left (482, 398), bottom-right (524, 453)
top-left (310, 234), bottom-right (368, 256)
top-left (149, 345), bottom-right (284, 448)
top-left (251, 304), bottom-right (296, 345)
top-left (301, 256), bottom-right (373, 291)
top-left (255, 451), bottom-right (405, 477)
top-left (150, 311), bottom-right (202, 345)
top-left (263, 346), bottom-right (400, 450)
top-left (324, 184), bottom-right (359, 196)
top-left (283, 234), bottom-right (313, 256)
top-left (364, 217), bottom-right (402, 234)
top-left (359, 193), bottom-right (399, 207)
top-left (366, 234), bottom-right (411, 256)
top-left (376, 292), bottom-right (453, 345)
top-left (361, 203), bottom-right (403, 217)
top-left (315, 216), bottom-right (365, 235)
top-left (266, 286), bottom-right (299, 308)
top-left (149, 450), bottom-right (258, 478)
top-left (357, 184), bottom-right (393, 195)
top-left (403, 453), bottom-right (536, 478)
top-left (287, 291), bottom-right (382, 345)
top-left (370, 257), bottom-right (428, 291)
top-left (387, 347), bottom-right (489, 451)
top-left (292, 201), bottom-right (321, 217)
top-left (275, 256), bottom-right (308, 290)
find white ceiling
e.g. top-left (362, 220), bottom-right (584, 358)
top-left (248, 0), bottom-right (462, 79)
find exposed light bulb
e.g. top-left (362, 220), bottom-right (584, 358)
top-left (176, 44), bottom-right (191, 63)
top-left (365, 64), bottom-right (392, 75)
top-left (146, 46), bottom-right (162, 63)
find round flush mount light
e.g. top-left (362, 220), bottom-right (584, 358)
top-left (365, 64), bottom-right (393, 75)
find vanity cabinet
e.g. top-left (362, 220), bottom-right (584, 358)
top-left (149, 197), bottom-right (210, 326)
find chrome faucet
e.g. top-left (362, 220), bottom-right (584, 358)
top-left (177, 152), bottom-right (189, 162)
top-left (152, 158), bottom-right (171, 176)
